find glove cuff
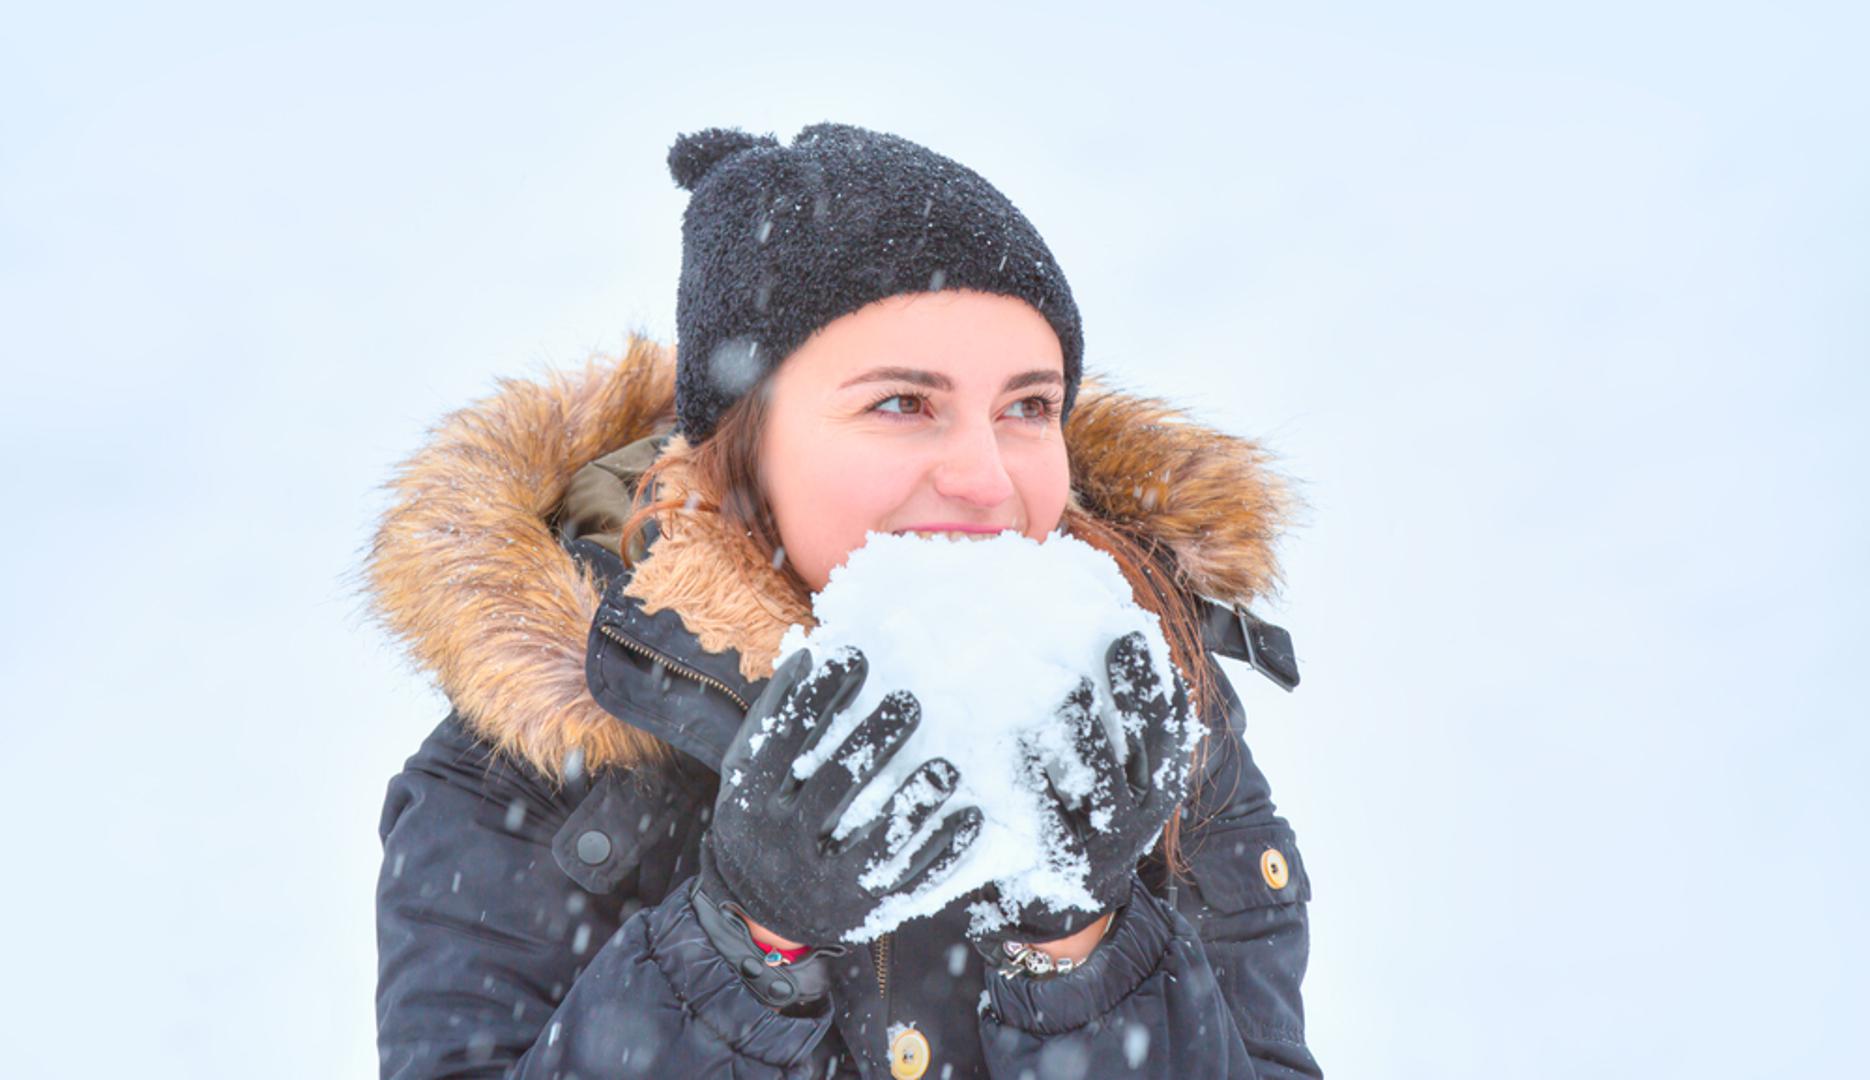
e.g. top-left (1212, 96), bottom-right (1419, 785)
top-left (689, 876), bottom-right (847, 1012)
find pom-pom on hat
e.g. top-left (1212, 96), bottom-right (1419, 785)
top-left (666, 122), bottom-right (1084, 442)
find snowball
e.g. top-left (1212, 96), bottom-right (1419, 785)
top-left (773, 529), bottom-right (1184, 942)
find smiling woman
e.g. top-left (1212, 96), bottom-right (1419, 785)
top-left (759, 290), bottom-right (1072, 591)
top-left (368, 122), bottom-right (1319, 1080)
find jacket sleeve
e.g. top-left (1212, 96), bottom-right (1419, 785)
top-left (375, 714), bottom-right (833, 1078)
top-left (978, 874), bottom-right (1262, 1078)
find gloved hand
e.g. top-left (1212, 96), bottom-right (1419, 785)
top-left (697, 645), bottom-right (983, 946)
top-left (973, 630), bottom-right (1199, 946)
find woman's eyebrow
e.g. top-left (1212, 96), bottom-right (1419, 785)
top-left (838, 366), bottom-right (1064, 392)
top-left (1002, 369), bottom-right (1065, 392)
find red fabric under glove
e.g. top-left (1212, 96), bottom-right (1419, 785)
top-left (749, 935), bottom-right (812, 964)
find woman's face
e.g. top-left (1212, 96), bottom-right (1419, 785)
top-left (757, 289), bottom-right (1072, 592)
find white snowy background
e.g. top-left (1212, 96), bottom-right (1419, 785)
top-left (4, 3), bottom-right (1863, 1076)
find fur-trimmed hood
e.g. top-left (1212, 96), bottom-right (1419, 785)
top-left (362, 335), bottom-right (1299, 780)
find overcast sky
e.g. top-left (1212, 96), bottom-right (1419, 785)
top-left (3, 3), bottom-right (1864, 1076)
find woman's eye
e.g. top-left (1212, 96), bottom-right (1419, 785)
top-left (869, 392), bottom-right (1057, 421)
top-left (1005, 396), bottom-right (1058, 422)
top-left (871, 393), bottom-right (926, 416)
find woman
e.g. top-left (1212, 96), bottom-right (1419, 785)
top-left (367, 123), bottom-right (1320, 1078)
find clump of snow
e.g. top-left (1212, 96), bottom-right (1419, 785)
top-left (774, 529), bottom-right (1189, 942)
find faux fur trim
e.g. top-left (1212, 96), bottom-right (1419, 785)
top-left (362, 338), bottom-right (680, 779)
top-left (361, 335), bottom-right (1300, 781)
top-left (1063, 383), bottom-right (1293, 607)
top-left (618, 434), bottom-right (815, 684)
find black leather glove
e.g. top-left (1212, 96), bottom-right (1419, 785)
top-left (973, 630), bottom-right (1198, 945)
top-left (697, 645), bottom-right (983, 946)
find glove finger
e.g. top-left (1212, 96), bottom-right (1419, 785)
top-left (1105, 632), bottom-right (1161, 782)
top-left (1108, 631), bottom-right (1192, 802)
top-left (723, 647), bottom-right (814, 783)
top-left (1017, 730), bottom-right (1088, 862)
top-left (837, 756), bottom-right (960, 859)
top-left (798, 688), bottom-right (921, 840)
top-left (1105, 631), bottom-right (1160, 712)
top-left (1056, 674), bottom-right (1127, 816)
top-left (1124, 730), bottom-right (1151, 795)
top-left (877, 804), bottom-right (982, 897)
top-left (1142, 665), bottom-right (1198, 809)
top-left (761, 646), bottom-right (868, 793)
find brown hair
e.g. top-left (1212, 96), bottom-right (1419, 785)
top-left (619, 387), bottom-right (1220, 880)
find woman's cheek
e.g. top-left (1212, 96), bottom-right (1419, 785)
top-left (1015, 445), bottom-right (1072, 534)
top-left (842, 468), bottom-right (902, 540)
top-left (787, 464), bottom-right (897, 590)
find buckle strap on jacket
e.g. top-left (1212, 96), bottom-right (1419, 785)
top-left (1197, 599), bottom-right (1301, 691)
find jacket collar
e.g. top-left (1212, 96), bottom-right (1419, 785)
top-left (362, 335), bottom-right (1298, 782)
top-left (577, 534), bottom-right (769, 771)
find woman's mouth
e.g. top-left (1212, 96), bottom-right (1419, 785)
top-left (892, 526), bottom-right (1012, 542)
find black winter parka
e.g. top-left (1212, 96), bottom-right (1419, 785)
top-left (366, 341), bottom-right (1322, 1079)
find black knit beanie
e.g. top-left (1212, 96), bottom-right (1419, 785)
top-left (667, 122), bottom-right (1084, 443)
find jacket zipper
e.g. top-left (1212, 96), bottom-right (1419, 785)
top-left (597, 622), bottom-right (750, 711)
top-left (874, 931), bottom-right (892, 1000)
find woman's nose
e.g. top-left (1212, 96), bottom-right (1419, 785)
top-left (931, 422), bottom-right (1016, 507)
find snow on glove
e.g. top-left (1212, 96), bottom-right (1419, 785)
top-left (975, 630), bottom-right (1198, 945)
top-left (698, 645), bottom-right (984, 946)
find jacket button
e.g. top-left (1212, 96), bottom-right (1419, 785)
top-left (575, 830), bottom-right (612, 865)
top-left (889, 1025), bottom-right (930, 1079)
top-left (1261, 846), bottom-right (1290, 890)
